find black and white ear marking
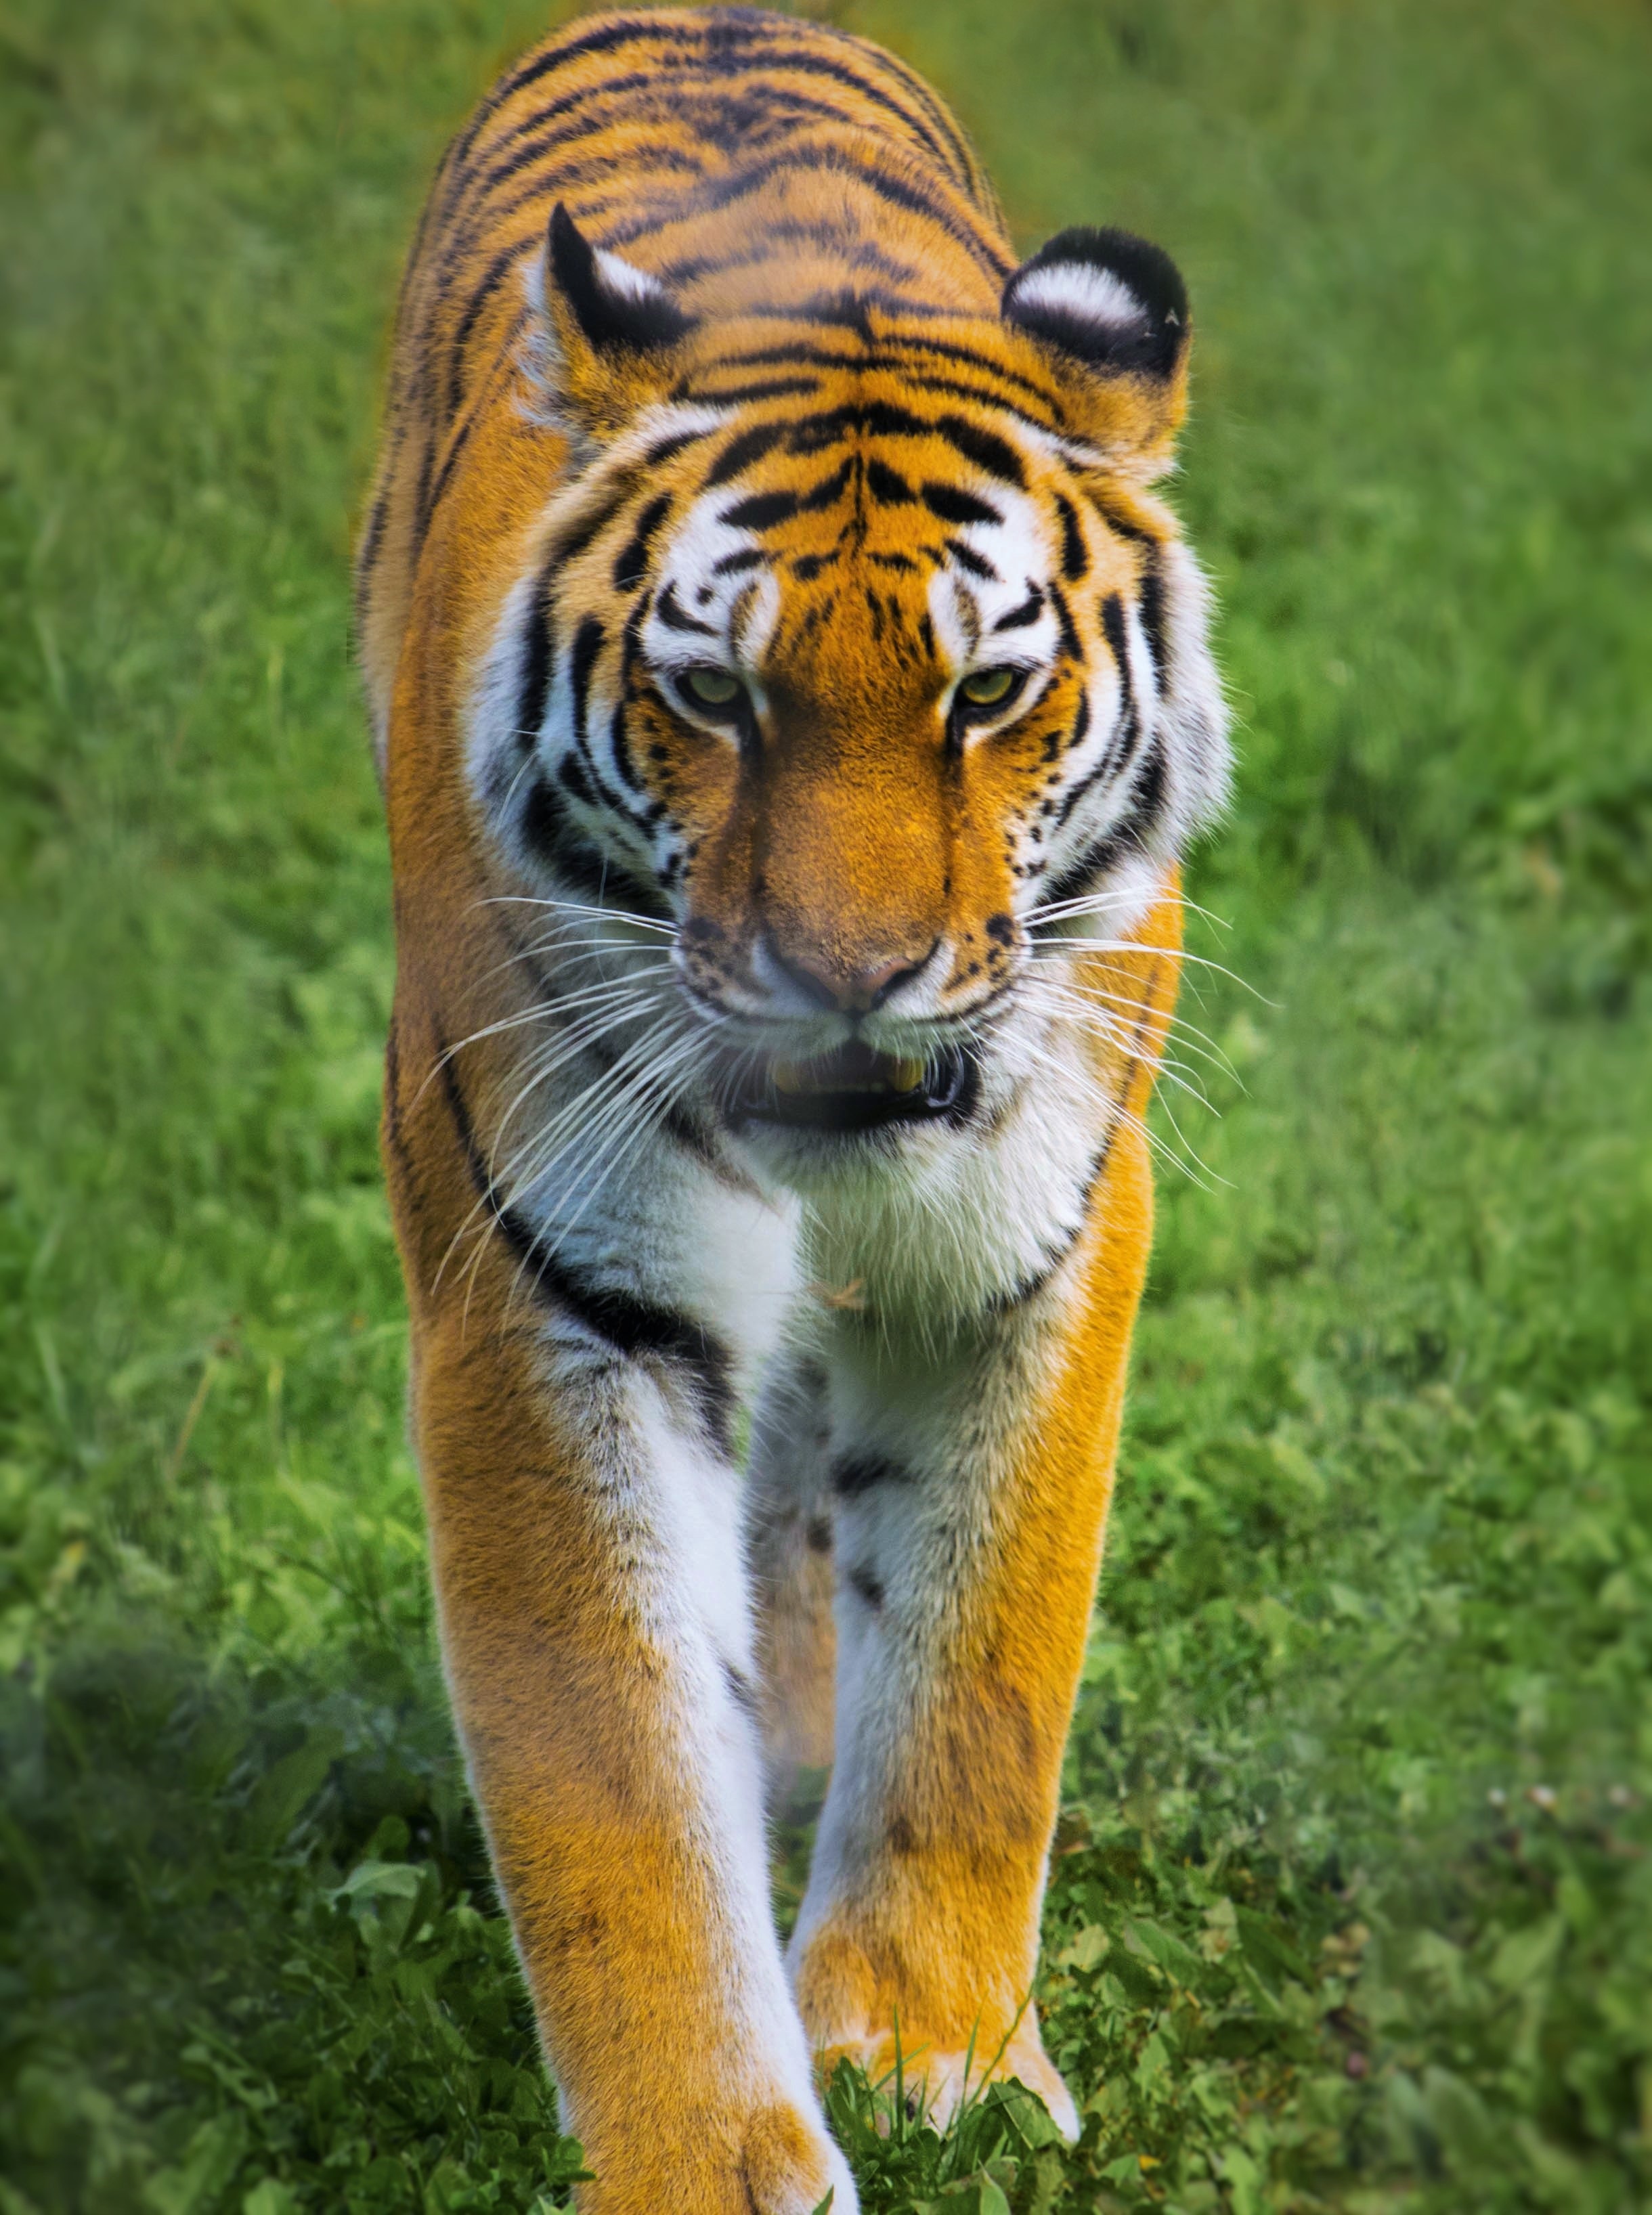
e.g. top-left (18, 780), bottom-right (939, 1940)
top-left (547, 202), bottom-right (697, 355)
top-left (1003, 226), bottom-right (1188, 381)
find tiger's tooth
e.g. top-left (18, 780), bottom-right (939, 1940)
top-left (772, 1061), bottom-right (805, 1094)
top-left (890, 1057), bottom-right (925, 1093)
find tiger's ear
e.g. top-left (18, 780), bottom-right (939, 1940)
top-left (541, 203), bottom-right (698, 434)
top-left (1003, 227), bottom-right (1190, 475)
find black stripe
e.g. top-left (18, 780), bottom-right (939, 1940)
top-left (437, 1043), bottom-right (735, 1447)
top-left (722, 488), bottom-right (799, 531)
top-left (777, 399), bottom-right (1025, 486)
top-left (935, 413), bottom-right (1025, 489)
top-left (1095, 595), bottom-right (1139, 781)
top-left (609, 700), bottom-right (643, 795)
top-left (798, 458), bottom-right (853, 512)
top-left (609, 602), bottom-right (649, 795)
top-left (443, 239), bottom-right (531, 422)
top-left (1058, 699), bottom-right (1133, 831)
top-left (548, 484), bottom-right (638, 581)
top-left (710, 42), bottom-right (963, 179)
top-left (1039, 827), bottom-right (1128, 914)
top-left (894, 369), bottom-right (1061, 435)
top-left (922, 481), bottom-right (1000, 527)
top-left (354, 488), bottom-right (390, 627)
top-left (680, 375), bottom-right (823, 407)
top-left (766, 287), bottom-right (877, 340)
top-left (947, 537), bottom-right (999, 582)
top-left (1054, 491), bottom-right (1088, 582)
top-left (1085, 487), bottom-right (1158, 547)
top-left (515, 563), bottom-right (556, 745)
top-left (520, 766), bottom-right (674, 922)
top-left (863, 39), bottom-right (983, 188)
top-left (655, 579), bottom-right (719, 636)
top-left (1100, 590), bottom-right (1130, 675)
top-left (464, 71), bottom-right (651, 186)
top-left (423, 309), bottom-right (529, 525)
top-left (453, 146), bottom-right (711, 262)
top-left (1047, 579), bottom-right (1083, 662)
top-left (613, 494), bottom-right (672, 592)
top-left (866, 457), bottom-right (915, 504)
top-left (994, 585), bottom-right (1044, 632)
top-left (877, 333), bottom-right (1058, 412)
top-left (704, 418), bottom-right (789, 487)
top-left (700, 336), bottom-right (1058, 416)
top-left (1049, 720), bottom-right (1162, 879)
top-left (1064, 691), bottom-right (1093, 760)
top-left (661, 219), bottom-right (919, 290)
top-left (691, 349), bottom-right (1062, 437)
top-left (557, 751), bottom-right (599, 807)
top-left (686, 338), bottom-right (867, 376)
top-left (480, 33), bottom-right (972, 191)
top-left (522, 778), bottom-right (599, 891)
top-left (1137, 548), bottom-right (1167, 683)
top-left (1058, 722), bottom-right (1133, 832)
top-left (569, 615), bottom-right (605, 742)
top-left (411, 437), bottom-right (435, 549)
top-left (605, 146), bottom-right (1004, 277)
top-left (473, 49), bottom-right (957, 191)
top-left (833, 1451), bottom-right (908, 1497)
top-left (785, 396), bottom-right (925, 452)
top-left (423, 420), bottom-right (477, 534)
top-left (453, 16), bottom-right (712, 169)
top-left (1127, 733), bottom-right (1168, 841)
top-left (846, 1563), bottom-right (884, 1610)
top-left (471, 93), bottom-right (710, 209)
top-left (645, 426), bottom-right (717, 470)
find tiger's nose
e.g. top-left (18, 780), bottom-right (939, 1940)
top-left (766, 937), bottom-right (939, 1015)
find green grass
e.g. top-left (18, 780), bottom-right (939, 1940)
top-left (2, 0), bottom-right (1650, 2208)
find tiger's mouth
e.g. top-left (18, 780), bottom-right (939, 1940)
top-left (730, 1040), bottom-right (976, 1132)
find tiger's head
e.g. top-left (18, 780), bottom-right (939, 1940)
top-left (472, 206), bottom-right (1227, 1164)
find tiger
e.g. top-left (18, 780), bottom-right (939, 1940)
top-left (356, 7), bottom-right (1228, 2208)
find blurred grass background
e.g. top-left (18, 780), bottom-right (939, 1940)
top-left (1, 0), bottom-right (1650, 2208)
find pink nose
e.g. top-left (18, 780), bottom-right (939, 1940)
top-left (768, 938), bottom-right (938, 1014)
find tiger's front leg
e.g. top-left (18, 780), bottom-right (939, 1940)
top-left (393, 1053), bottom-right (856, 2214)
top-left (789, 1118), bottom-right (1160, 2141)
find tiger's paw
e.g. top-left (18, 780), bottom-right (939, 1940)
top-left (581, 2098), bottom-right (858, 2214)
top-left (817, 2021), bottom-right (1079, 2145)
top-left (741, 2099), bottom-right (861, 2214)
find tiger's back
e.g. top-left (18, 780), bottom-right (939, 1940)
top-left (362, 13), bottom-right (1226, 2212)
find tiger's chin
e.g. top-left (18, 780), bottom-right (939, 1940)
top-left (723, 1038), bottom-right (981, 1145)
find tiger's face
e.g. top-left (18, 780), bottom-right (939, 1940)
top-left (473, 215), bottom-right (1226, 1160)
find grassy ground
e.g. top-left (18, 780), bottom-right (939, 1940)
top-left (2, 0), bottom-right (1650, 2208)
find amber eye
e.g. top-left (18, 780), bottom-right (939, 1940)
top-left (957, 665), bottom-right (1024, 711)
top-left (680, 665), bottom-right (743, 711)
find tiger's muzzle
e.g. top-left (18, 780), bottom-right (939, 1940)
top-left (724, 1037), bottom-right (979, 1134)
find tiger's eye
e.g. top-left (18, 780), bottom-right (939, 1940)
top-left (682, 666), bottom-right (743, 710)
top-left (958, 665), bottom-right (1022, 709)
